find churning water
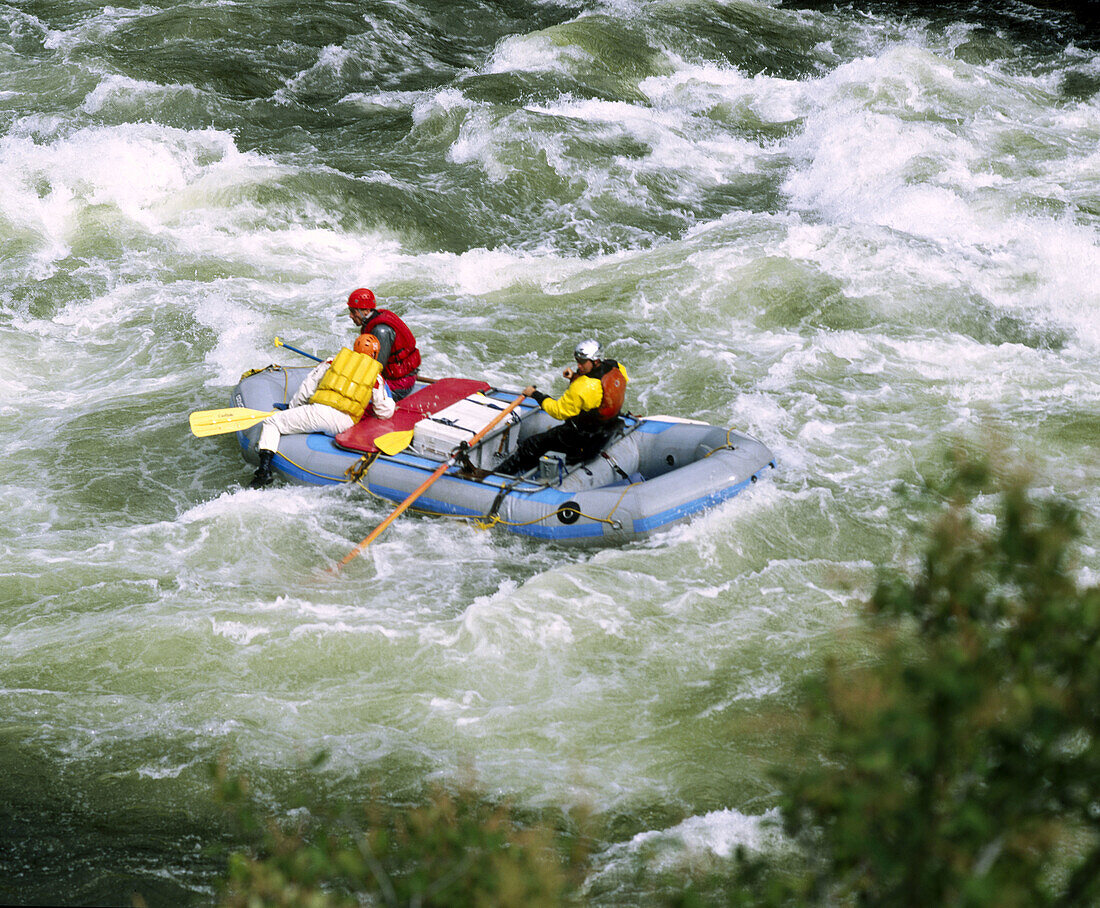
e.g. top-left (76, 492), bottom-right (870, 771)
top-left (2, 1), bottom-right (1098, 902)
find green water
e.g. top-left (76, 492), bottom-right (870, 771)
top-left (1, 1), bottom-right (1098, 903)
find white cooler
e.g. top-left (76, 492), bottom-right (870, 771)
top-left (412, 393), bottom-right (520, 468)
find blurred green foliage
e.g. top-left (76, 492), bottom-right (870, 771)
top-left (212, 763), bottom-right (590, 908)
top-left (773, 450), bottom-right (1100, 907)
top-left (213, 450), bottom-right (1100, 906)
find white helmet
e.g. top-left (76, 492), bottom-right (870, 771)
top-left (574, 338), bottom-right (603, 362)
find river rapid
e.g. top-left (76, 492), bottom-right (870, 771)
top-left (1, 1), bottom-right (1098, 903)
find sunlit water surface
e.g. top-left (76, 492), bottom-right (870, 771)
top-left (1, 0), bottom-right (1098, 902)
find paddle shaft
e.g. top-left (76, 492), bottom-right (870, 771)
top-left (274, 337), bottom-right (323, 363)
top-left (274, 338), bottom-right (441, 383)
top-left (338, 458), bottom-right (451, 562)
top-left (334, 393), bottom-right (528, 569)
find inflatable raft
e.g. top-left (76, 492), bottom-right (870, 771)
top-left (230, 365), bottom-right (775, 544)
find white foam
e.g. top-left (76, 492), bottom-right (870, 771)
top-left (210, 619), bottom-right (268, 645)
top-left (486, 33), bottom-right (585, 75)
top-left (539, 94), bottom-right (762, 185)
top-left (0, 120), bottom-right (263, 283)
top-left (635, 807), bottom-right (787, 861)
top-left (340, 89), bottom-right (425, 112)
top-left (80, 73), bottom-right (202, 113)
top-left (277, 43), bottom-right (354, 103)
top-left (776, 45), bottom-right (1100, 349)
top-left (411, 87), bottom-right (469, 124)
top-left (584, 807), bottom-right (788, 894)
top-left (641, 57), bottom-right (808, 127)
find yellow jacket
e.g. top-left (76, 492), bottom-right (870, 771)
top-left (309, 348), bottom-right (384, 420)
top-left (539, 364), bottom-right (629, 422)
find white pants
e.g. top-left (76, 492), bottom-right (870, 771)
top-left (258, 403), bottom-right (354, 453)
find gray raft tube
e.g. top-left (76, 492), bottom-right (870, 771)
top-left (482, 419), bottom-right (776, 543)
top-left (230, 367), bottom-right (776, 542)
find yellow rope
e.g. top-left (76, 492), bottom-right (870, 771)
top-left (276, 453), bottom-right (464, 521)
top-left (276, 452), bottom-right (352, 483)
top-left (602, 479), bottom-right (641, 521)
top-left (278, 439), bottom-right (640, 533)
top-left (349, 464), bottom-right (627, 532)
top-left (700, 427), bottom-right (738, 458)
top-left (472, 484), bottom-right (638, 531)
top-left (239, 364), bottom-right (293, 407)
top-left (348, 464), bottom-right (484, 521)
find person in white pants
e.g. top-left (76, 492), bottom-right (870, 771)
top-left (251, 334), bottom-right (396, 488)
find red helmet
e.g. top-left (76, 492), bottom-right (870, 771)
top-left (353, 333), bottom-right (380, 358)
top-left (347, 288), bottom-right (376, 310)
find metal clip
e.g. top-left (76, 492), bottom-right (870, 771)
top-left (345, 453), bottom-right (377, 482)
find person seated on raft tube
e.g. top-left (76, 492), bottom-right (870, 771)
top-left (346, 287), bottom-right (421, 401)
top-left (493, 338), bottom-right (628, 477)
top-left (250, 334), bottom-right (395, 489)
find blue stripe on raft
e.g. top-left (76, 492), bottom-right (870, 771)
top-left (277, 456), bottom-right (345, 485)
top-left (637, 420), bottom-right (675, 434)
top-left (306, 433), bottom-right (343, 453)
top-left (510, 521), bottom-right (606, 540)
top-left (363, 487), bottom-right (602, 539)
top-left (367, 483), bottom-right (474, 516)
top-left (364, 472), bottom-right (606, 540)
top-left (237, 433), bottom-right (352, 485)
top-left (632, 476), bottom-right (755, 533)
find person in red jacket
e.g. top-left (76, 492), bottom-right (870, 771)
top-left (346, 288), bottom-right (421, 400)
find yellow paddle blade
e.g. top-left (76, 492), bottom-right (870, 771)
top-left (189, 407), bottom-right (274, 437)
top-left (373, 430), bottom-right (414, 455)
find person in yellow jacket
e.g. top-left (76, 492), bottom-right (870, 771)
top-left (494, 338), bottom-right (628, 476)
top-left (250, 334), bottom-right (395, 488)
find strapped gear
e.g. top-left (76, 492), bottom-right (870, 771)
top-left (347, 288), bottom-right (376, 310)
top-left (596, 361), bottom-right (627, 421)
top-left (309, 348), bottom-right (384, 420)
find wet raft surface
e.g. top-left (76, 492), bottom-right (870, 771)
top-left (234, 367), bottom-right (776, 543)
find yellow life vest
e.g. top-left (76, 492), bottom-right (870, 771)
top-left (309, 347), bottom-right (383, 420)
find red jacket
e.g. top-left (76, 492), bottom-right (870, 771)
top-left (360, 309), bottom-right (421, 380)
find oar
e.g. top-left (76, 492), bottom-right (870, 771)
top-left (274, 337), bottom-right (444, 387)
top-left (273, 336), bottom-right (323, 363)
top-left (333, 393), bottom-right (527, 570)
top-left (189, 407), bottom-right (274, 437)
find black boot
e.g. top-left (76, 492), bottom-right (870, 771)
top-left (250, 450), bottom-right (275, 489)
